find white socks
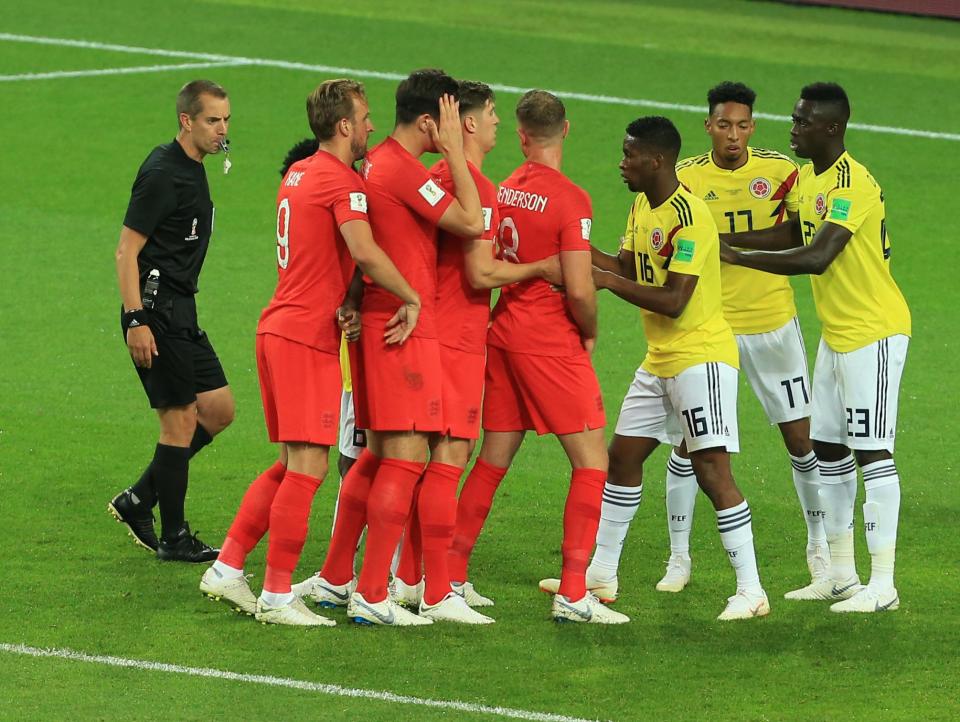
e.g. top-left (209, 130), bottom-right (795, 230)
top-left (862, 459), bottom-right (901, 591)
top-left (589, 482), bottom-right (643, 580)
top-left (665, 451), bottom-right (697, 556)
top-left (259, 590), bottom-right (295, 607)
top-left (716, 500), bottom-right (762, 594)
top-left (790, 451), bottom-right (827, 546)
top-left (818, 455), bottom-right (858, 581)
top-left (211, 560), bottom-right (243, 579)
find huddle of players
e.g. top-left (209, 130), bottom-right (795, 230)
top-left (198, 70), bottom-right (910, 626)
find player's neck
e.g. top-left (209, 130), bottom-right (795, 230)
top-left (463, 140), bottom-right (485, 170)
top-left (390, 126), bottom-right (430, 158)
top-left (812, 143), bottom-right (846, 175)
top-left (524, 144), bottom-right (562, 171)
top-left (317, 140), bottom-right (353, 167)
top-left (711, 148), bottom-right (749, 171)
top-left (646, 175), bottom-right (681, 209)
top-left (176, 133), bottom-right (205, 163)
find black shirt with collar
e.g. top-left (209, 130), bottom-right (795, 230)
top-left (123, 139), bottom-right (214, 297)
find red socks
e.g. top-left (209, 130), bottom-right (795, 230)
top-left (320, 449), bottom-right (380, 585)
top-left (356, 458), bottom-right (424, 602)
top-left (448, 458), bottom-right (507, 583)
top-left (217, 461), bottom-right (286, 569)
top-left (263, 470), bottom-right (323, 594)
top-left (395, 483), bottom-right (423, 586)
top-left (418, 462), bottom-right (463, 605)
top-left (558, 467), bottom-right (606, 601)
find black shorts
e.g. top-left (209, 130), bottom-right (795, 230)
top-left (120, 295), bottom-right (228, 409)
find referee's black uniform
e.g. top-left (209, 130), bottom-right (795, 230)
top-left (109, 138), bottom-right (225, 563)
top-left (122, 139), bottom-right (228, 406)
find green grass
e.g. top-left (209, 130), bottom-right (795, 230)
top-left (1, 1), bottom-right (959, 720)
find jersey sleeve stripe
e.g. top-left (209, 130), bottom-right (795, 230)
top-left (671, 196), bottom-right (694, 226)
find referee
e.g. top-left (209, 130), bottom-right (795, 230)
top-left (108, 80), bottom-right (234, 563)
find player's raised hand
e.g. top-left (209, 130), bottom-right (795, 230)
top-left (383, 301), bottom-right (421, 345)
top-left (337, 305), bottom-right (362, 342)
top-left (428, 94), bottom-right (464, 158)
top-left (127, 325), bottom-right (158, 368)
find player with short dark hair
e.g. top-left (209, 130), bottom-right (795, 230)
top-left (542, 115), bottom-right (770, 621)
top-left (389, 82), bottom-right (560, 619)
top-left (108, 80), bottom-right (234, 563)
top-left (721, 82), bottom-right (910, 613)
top-left (198, 79), bottom-right (422, 626)
top-left (625, 82), bottom-right (826, 596)
top-left (301, 69), bottom-right (484, 627)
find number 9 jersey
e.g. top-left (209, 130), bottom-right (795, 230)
top-left (622, 185), bottom-right (738, 378)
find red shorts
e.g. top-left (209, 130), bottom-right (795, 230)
top-left (352, 327), bottom-right (443, 432)
top-left (439, 345), bottom-right (485, 440)
top-left (256, 333), bottom-right (341, 445)
top-left (482, 345), bottom-right (605, 436)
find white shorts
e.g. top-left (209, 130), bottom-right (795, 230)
top-left (615, 362), bottom-right (740, 453)
top-left (338, 390), bottom-right (366, 459)
top-left (736, 317), bottom-right (812, 425)
top-left (810, 335), bottom-right (908, 453)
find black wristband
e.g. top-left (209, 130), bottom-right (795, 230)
top-left (122, 309), bottom-right (150, 330)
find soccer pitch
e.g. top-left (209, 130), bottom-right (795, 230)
top-left (1, 0), bottom-right (958, 719)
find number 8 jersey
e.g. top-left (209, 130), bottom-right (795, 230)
top-left (623, 185), bottom-right (738, 378)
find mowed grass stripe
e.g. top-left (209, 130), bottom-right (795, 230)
top-left (1, 32), bottom-right (958, 142)
top-left (0, 643), bottom-right (602, 722)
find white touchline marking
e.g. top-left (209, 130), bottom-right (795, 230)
top-left (0, 61), bottom-right (251, 82)
top-left (0, 643), bottom-right (605, 722)
top-left (0, 31), bottom-right (956, 142)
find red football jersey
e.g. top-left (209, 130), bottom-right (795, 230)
top-left (359, 137), bottom-right (454, 338)
top-left (487, 161), bottom-right (593, 356)
top-left (430, 159), bottom-right (499, 353)
top-left (257, 151), bottom-right (369, 353)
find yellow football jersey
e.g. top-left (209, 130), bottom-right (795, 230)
top-left (797, 152), bottom-right (910, 352)
top-left (340, 333), bottom-right (352, 393)
top-left (622, 184), bottom-right (738, 378)
top-left (677, 147), bottom-right (800, 334)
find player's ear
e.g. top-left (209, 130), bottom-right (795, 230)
top-left (561, 119), bottom-right (570, 139)
top-left (179, 112), bottom-right (192, 132)
top-left (464, 114), bottom-right (478, 135)
top-left (703, 117), bottom-right (710, 134)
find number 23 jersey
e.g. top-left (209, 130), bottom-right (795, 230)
top-left (623, 185), bottom-right (738, 378)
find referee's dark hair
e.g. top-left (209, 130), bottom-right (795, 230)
top-left (707, 81), bottom-right (756, 114)
top-left (395, 68), bottom-right (459, 126)
top-left (307, 79), bottom-right (367, 142)
top-left (625, 116), bottom-right (682, 161)
top-left (176, 79), bottom-right (227, 127)
top-left (800, 82), bottom-right (851, 123)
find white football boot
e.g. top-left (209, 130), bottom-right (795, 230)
top-left (291, 574), bottom-right (355, 608)
top-left (785, 574), bottom-right (863, 601)
top-left (830, 585), bottom-right (899, 613)
top-left (199, 566), bottom-right (258, 616)
top-left (255, 596), bottom-right (336, 627)
top-left (348, 591), bottom-right (433, 626)
top-left (451, 580), bottom-right (495, 607)
top-left (717, 589), bottom-right (771, 621)
top-left (388, 577), bottom-right (424, 608)
top-left (419, 592), bottom-right (494, 624)
top-left (655, 554), bottom-right (692, 593)
top-left (539, 571), bottom-right (619, 604)
top-left (551, 592), bottom-right (630, 624)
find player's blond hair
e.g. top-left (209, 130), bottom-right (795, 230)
top-left (307, 79), bottom-right (366, 142)
top-left (515, 90), bottom-right (565, 141)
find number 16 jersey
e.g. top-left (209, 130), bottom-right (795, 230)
top-left (623, 184), bottom-right (738, 378)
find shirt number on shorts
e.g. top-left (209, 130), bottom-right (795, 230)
top-left (498, 217), bottom-right (520, 263)
top-left (681, 407), bottom-right (708, 437)
top-left (779, 376), bottom-right (809, 409)
top-left (846, 408), bottom-right (870, 438)
top-left (276, 197), bottom-right (291, 269)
